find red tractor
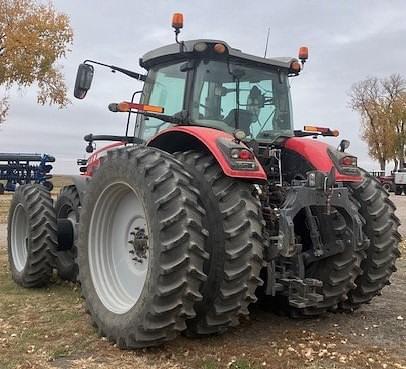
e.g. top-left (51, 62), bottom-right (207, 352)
top-left (7, 14), bottom-right (401, 348)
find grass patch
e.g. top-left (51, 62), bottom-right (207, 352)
top-left (0, 248), bottom-right (100, 368)
top-left (229, 359), bottom-right (261, 369)
top-left (199, 358), bottom-right (220, 369)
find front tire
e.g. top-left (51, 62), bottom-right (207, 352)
top-left (7, 185), bottom-right (57, 287)
top-left (78, 147), bottom-right (208, 348)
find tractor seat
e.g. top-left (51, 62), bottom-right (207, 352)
top-left (223, 109), bottom-right (254, 135)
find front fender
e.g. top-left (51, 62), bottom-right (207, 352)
top-left (147, 126), bottom-right (267, 181)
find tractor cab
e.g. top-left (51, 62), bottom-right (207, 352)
top-left (137, 39), bottom-right (298, 142)
top-left (73, 13), bottom-right (310, 158)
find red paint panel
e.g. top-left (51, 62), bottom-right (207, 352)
top-left (149, 126), bottom-right (267, 181)
top-left (284, 137), bottom-right (362, 182)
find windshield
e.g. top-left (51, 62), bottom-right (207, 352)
top-left (139, 59), bottom-right (293, 141)
top-left (138, 62), bottom-right (186, 139)
top-left (191, 60), bottom-right (292, 139)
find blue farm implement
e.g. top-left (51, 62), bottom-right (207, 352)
top-left (0, 153), bottom-right (55, 194)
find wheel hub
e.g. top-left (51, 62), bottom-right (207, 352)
top-left (128, 227), bottom-right (149, 263)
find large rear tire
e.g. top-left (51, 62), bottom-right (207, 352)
top-left (7, 185), bottom-right (57, 287)
top-left (339, 172), bottom-right (401, 311)
top-left (78, 147), bottom-right (208, 348)
top-left (175, 151), bottom-right (264, 336)
top-left (55, 185), bottom-right (80, 282)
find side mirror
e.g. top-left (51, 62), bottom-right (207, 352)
top-left (74, 63), bottom-right (94, 99)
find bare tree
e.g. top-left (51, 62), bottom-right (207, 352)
top-left (0, 0), bottom-right (73, 124)
top-left (349, 75), bottom-right (406, 171)
top-left (381, 74), bottom-right (406, 169)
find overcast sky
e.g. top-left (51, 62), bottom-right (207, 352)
top-left (1, 0), bottom-right (405, 174)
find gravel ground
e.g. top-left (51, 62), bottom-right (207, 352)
top-left (391, 194), bottom-right (406, 236)
top-left (0, 224), bottom-right (5, 249)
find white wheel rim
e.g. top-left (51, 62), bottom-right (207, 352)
top-left (89, 182), bottom-right (150, 314)
top-left (11, 204), bottom-right (29, 272)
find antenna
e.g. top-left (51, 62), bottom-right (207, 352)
top-left (264, 27), bottom-right (270, 58)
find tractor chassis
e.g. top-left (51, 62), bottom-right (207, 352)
top-left (262, 180), bottom-right (364, 309)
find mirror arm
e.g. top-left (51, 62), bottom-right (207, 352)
top-left (84, 133), bottom-right (144, 145)
top-left (84, 60), bottom-right (146, 81)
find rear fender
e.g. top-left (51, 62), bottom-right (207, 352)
top-left (284, 137), bottom-right (362, 182)
top-left (147, 126), bottom-right (267, 181)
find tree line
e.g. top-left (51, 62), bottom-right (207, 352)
top-left (350, 74), bottom-right (406, 171)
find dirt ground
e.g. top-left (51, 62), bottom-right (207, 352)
top-left (0, 196), bottom-right (405, 369)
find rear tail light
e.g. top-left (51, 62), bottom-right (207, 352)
top-left (340, 156), bottom-right (357, 167)
top-left (328, 148), bottom-right (360, 177)
top-left (217, 138), bottom-right (258, 171)
top-left (230, 148), bottom-right (254, 161)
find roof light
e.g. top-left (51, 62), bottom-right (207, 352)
top-left (172, 13), bottom-right (183, 29)
top-left (194, 42), bottom-right (208, 52)
top-left (304, 125), bottom-right (322, 132)
top-left (299, 46), bottom-right (309, 62)
top-left (213, 43), bottom-right (226, 54)
top-left (304, 125), bottom-right (340, 137)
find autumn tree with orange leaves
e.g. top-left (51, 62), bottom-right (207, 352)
top-left (0, 0), bottom-right (73, 123)
top-left (350, 74), bottom-right (406, 171)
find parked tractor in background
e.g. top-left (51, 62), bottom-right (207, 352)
top-left (0, 153), bottom-right (54, 194)
top-left (369, 170), bottom-right (394, 193)
top-left (7, 14), bottom-right (401, 349)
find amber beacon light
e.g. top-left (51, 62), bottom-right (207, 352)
top-left (172, 13), bottom-right (184, 30)
top-left (299, 46), bottom-right (309, 63)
